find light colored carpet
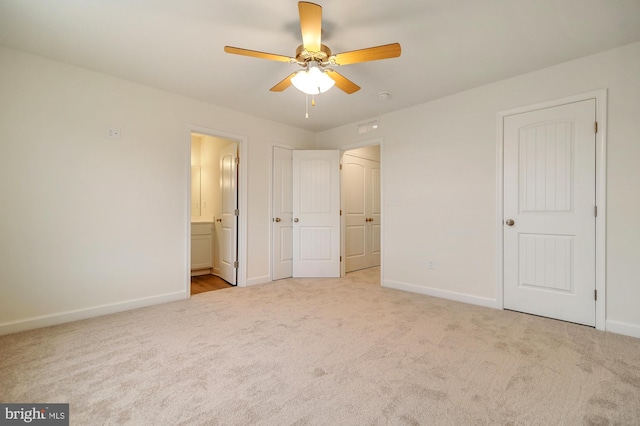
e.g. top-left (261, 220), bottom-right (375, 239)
top-left (1, 268), bottom-right (639, 425)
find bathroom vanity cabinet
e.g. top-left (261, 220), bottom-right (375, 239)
top-left (191, 221), bottom-right (213, 274)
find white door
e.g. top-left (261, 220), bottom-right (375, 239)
top-left (292, 150), bottom-right (341, 277)
top-left (217, 142), bottom-right (238, 285)
top-left (344, 153), bottom-right (381, 272)
top-left (503, 99), bottom-right (596, 326)
top-left (272, 147), bottom-right (293, 280)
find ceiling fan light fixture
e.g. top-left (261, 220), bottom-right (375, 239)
top-left (291, 62), bottom-right (335, 95)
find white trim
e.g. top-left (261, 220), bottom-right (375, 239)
top-left (605, 320), bottom-right (640, 339)
top-left (339, 137), bottom-right (384, 152)
top-left (0, 291), bottom-right (185, 336)
top-left (383, 280), bottom-right (498, 309)
top-left (187, 125), bottom-right (249, 288)
top-left (495, 89), bottom-right (607, 330)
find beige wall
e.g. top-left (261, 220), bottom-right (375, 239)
top-left (317, 41), bottom-right (640, 338)
top-left (2, 41), bottom-right (639, 339)
top-left (0, 47), bottom-right (314, 334)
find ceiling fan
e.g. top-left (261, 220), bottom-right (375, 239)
top-left (224, 1), bottom-right (401, 95)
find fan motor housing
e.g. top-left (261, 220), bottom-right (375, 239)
top-left (296, 44), bottom-right (332, 64)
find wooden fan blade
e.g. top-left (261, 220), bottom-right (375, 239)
top-left (332, 43), bottom-right (401, 65)
top-left (224, 46), bottom-right (293, 63)
top-left (270, 72), bottom-right (297, 92)
top-left (326, 70), bottom-right (360, 94)
top-left (299, 2), bottom-right (322, 52)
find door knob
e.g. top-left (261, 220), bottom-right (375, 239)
top-left (505, 219), bottom-right (515, 226)
top-left (294, 218), bottom-right (299, 222)
top-left (216, 218), bottom-right (222, 222)
top-left (274, 217), bottom-right (281, 222)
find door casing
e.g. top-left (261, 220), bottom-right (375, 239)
top-left (496, 90), bottom-right (607, 330)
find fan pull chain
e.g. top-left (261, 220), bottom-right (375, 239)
top-left (304, 94), bottom-right (318, 119)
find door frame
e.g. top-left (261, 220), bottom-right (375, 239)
top-left (495, 90), bottom-right (607, 330)
top-left (186, 125), bottom-right (248, 290)
top-left (268, 139), bottom-right (384, 280)
top-left (340, 138), bottom-right (384, 278)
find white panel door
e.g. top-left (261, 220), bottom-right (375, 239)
top-left (272, 147), bottom-right (293, 280)
top-left (293, 150), bottom-right (341, 277)
top-left (217, 142), bottom-right (238, 285)
top-left (504, 99), bottom-right (596, 326)
top-left (344, 154), bottom-right (381, 272)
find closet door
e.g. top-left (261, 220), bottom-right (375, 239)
top-left (292, 150), bottom-right (341, 277)
top-left (344, 153), bottom-right (380, 272)
top-left (272, 147), bottom-right (293, 280)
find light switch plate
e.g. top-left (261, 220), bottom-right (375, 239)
top-left (106, 127), bottom-right (121, 139)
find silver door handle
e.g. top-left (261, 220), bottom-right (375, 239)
top-left (506, 219), bottom-right (515, 226)
top-left (294, 218), bottom-right (299, 222)
top-left (274, 217), bottom-right (281, 222)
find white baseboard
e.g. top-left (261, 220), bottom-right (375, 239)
top-left (245, 275), bottom-right (271, 287)
top-left (383, 279), bottom-right (498, 309)
top-left (605, 319), bottom-right (640, 339)
top-left (0, 291), bottom-right (186, 336)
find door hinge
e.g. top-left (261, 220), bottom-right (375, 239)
top-left (594, 289), bottom-right (598, 301)
top-left (233, 261), bottom-right (239, 268)
top-left (340, 209), bottom-right (342, 216)
top-left (594, 206), bottom-right (598, 217)
top-left (594, 122), bottom-right (598, 133)
top-left (234, 209), bottom-right (239, 216)
top-left (340, 164), bottom-right (342, 170)
top-left (340, 256), bottom-right (342, 262)
top-left (235, 157), bottom-right (239, 165)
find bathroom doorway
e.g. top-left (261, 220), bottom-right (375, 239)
top-left (189, 128), bottom-right (247, 294)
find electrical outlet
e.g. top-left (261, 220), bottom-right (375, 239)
top-left (427, 259), bottom-right (435, 270)
top-left (106, 127), bottom-right (121, 140)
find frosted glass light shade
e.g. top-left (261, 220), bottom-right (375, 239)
top-left (291, 65), bottom-right (335, 95)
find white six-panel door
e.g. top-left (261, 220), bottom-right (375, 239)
top-left (344, 153), bottom-right (381, 272)
top-left (272, 147), bottom-right (293, 280)
top-left (503, 99), bottom-right (596, 326)
top-left (292, 150), bottom-right (341, 277)
top-left (217, 142), bottom-right (238, 285)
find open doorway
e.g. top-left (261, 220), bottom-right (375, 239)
top-left (270, 143), bottom-right (382, 282)
top-left (341, 144), bottom-right (381, 276)
top-left (189, 129), bottom-right (246, 295)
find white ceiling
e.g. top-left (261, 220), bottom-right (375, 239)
top-left (2, 0), bottom-right (640, 132)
